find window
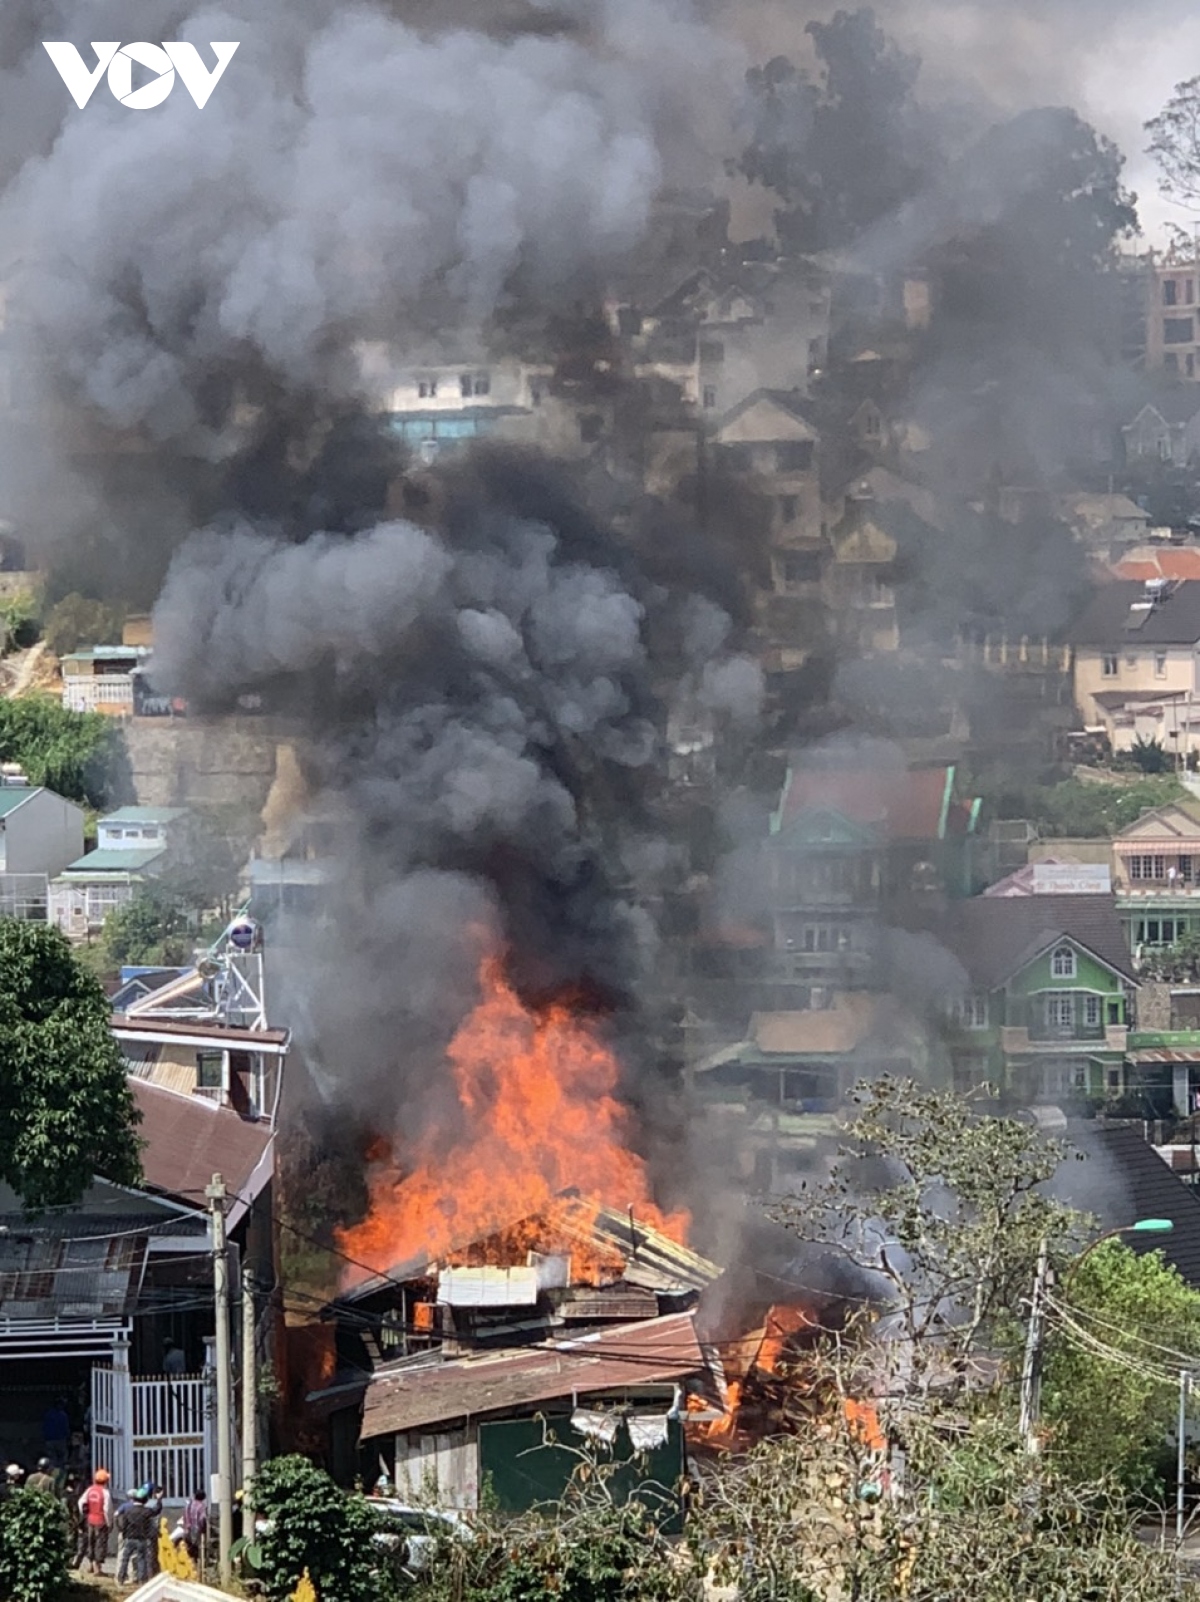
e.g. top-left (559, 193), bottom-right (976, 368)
top-left (952, 993), bottom-right (989, 1030)
top-left (1156, 651), bottom-right (1168, 678)
top-left (1051, 945), bottom-right (1076, 979)
top-left (1165, 279), bottom-right (1179, 306)
top-left (1135, 918), bottom-right (1180, 945)
top-left (868, 576), bottom-right (894, 608)
top-left (778, 495), bottom-right (798, 522)
top-left (1083, 995), bottom-right (1102, 1029)
top-left (1102, 654), bottom-right (1118, 676)
top-left (473, 373), bottom-right (491, 397)
top-left (775, 441), bottom-right (814, 472)
top-left (1182, 856), bottom-right (1194, 881)
top-left (530, 382), bottom-right (544, 407)
top-left (417, 378), bottom-right (438, 399)
top-left (780, 551), bottom-right (822, 586)
top-left (1130, 854), bottom-right (1168, 881)
top-left (702, 385), bottom-right (718, 410)
top-left (863, 409), bottom-right (882, 438)
top-left (801, 923), bottom-right (850, 953)
top-left (1046, 994), bottom-right (1075, 1033)
top-left (196, 1051), bottom-right (224, 1090)
top-left (1189, 280), bottom-right (1196, 305)
top-left (1165, 317), bottom-right (1195, 345)
top-left (460, 374), bottom-right (473, 398)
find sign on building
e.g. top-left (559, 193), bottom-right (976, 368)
top-left (1031, 863), bottom-right (1111, 895)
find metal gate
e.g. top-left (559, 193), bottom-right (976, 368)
top-left (92, 1366), bottom-right (212, 1501)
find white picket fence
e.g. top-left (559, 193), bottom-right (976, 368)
top-left (93, 1359), bottom-right (212, 1501)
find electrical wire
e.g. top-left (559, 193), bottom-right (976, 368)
top-left (1043, 1291), bottom-right (1200, 1368)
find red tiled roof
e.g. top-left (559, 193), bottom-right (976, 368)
top-left (1115, 552), bottom-right (1200, 582)
top-left (777, 764), bottom-right (953, 840)
top-left (361, 1311), bottom-right (704, 1439)
top-left (131, 1080), bottom-right (274, 1212)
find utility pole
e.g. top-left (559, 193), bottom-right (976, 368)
top-left (207, 1174), bottom-right (234, 1586)
top-left (241, 1258), bottom-right (258, 1540)
top-left (1179, 1368), bottom-right (1192, 1546)
top-left (1018, 1238), bottom-right (1050, 1453)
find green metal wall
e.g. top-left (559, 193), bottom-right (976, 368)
top-left (477, 1415), bottom-right (684, 1530)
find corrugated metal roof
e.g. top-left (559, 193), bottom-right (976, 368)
top-left (1066, 1122), bottom-right (1200, 1290)
top-left (0, 787), bottom-right (38, 819)
top-left (0, 1230), bottom-right (147, 1321)
top-left (361, 1311), bottom-right (704, 1439)
top-left (102, 807), bottom-right (188, 825)
top-left (132, 1080), bottom-right (274, 1211)
top-left (59, 848), bottom-right (165, 875)
top-left (341, 1197), bottom-right (719, 1304)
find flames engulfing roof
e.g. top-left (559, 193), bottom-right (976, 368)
top-left (339, 1195), bottom-right (720, 1304)
top-left (361, 1311), bottom-right (704, 1440)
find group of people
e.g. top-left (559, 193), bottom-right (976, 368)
top-left (75, 1471), bottom-right (210, 1585)
top-left (3, 1461), bottom-right (208, 1587)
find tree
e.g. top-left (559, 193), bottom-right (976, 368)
top-left (739, 9), bottom-right (930, 254)
top-left (249, 1455), bottom-right (394, 1602)
top-left (101, 888), bottom-right (193, 970)
top-left (0, 696), bottom-right (126, 808)
top-left (0, 1489), bottom-right (71, 1602)
top-left (769, 1077), bottom-right (1073, 1393)
top-left (1041, 1241), bottom-right (1200, 1497)
top-left (1147, 77), bottom-right (1200, 214)
top-left (0, 921), bottom-right (141, 1209)
top-left (41, 593), bottom-right (123, 658)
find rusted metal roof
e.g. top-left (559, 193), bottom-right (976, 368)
top-left (132, 1080), bottom-right (274, 1214)
top-left (361, 1311), bottom-right (704, 1440)
top-left (341, 1197), bottom-right (719, 1303)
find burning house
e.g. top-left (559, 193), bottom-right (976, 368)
top-left (311, 1197), bottom-right (720, 1507)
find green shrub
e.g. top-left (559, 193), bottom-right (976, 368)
top-left (0, 696), bottom-right (125, 807)
top-left (42, 594), bottom-right (123, 658)
top-left (250, 1455), bottom-right (391, 1602)
top-left (0, 1489), bottom-right (70, 1602)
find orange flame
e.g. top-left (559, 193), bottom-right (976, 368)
top-left (337, 955), bottom-right (687, 1283)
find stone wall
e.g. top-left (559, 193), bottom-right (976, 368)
top-left (119, 717), bottom-right (298, 812)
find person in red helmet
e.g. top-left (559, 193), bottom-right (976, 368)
top-left (78, 1469), bottom-right (113, 1575)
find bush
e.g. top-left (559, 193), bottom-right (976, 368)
top-left (0, 696), bottom-right (125, 807)
top-left (0, 592), bottom-right (40, 653)
top-left (42, 594), bottom-right (123, 658)
top-left (0, 1489), bottom-right (70, 1602)
top-left (102, 889), bottom-right (192, 969)
top-left (250, 1455), bottom-right (390, 1602)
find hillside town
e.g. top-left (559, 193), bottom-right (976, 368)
top-left (9, 3), bottom-right (1200, 1602)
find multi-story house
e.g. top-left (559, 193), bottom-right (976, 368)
top-left (1070, 578), bottom-right (1200, 754)
top-left (824, 488), bottom-right (900, 656)
top-left (713, 388), bottom-right (827, 681)
top-left (937, 893), bottom-right (1135, 1104)
top-left (1143, 251), bottom-right (1200, 379)
top-left (49, 805), bottom-right (189, 934)
top-left (764, 757), bottom-right (979, 999)
top-left (1111, 797), bottom-right (1200, 957)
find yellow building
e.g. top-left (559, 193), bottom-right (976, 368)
top-left (1070, 579), bottom-right (1200, 754)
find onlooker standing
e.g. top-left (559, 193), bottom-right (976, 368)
top-left (116, 1487), bottom-right (155, 1586)
top-left (42, 1398), bottom-right (70, 1471)
top-left (163, 1340), bottom-right (187, 1376)
top-left (63, 1475), bottom-right (85, 1568)
top-left (181, 1490), bottom-right (208, 1565)
top-left (26, 1459), bottom-right (55, 1495)
top-left (78, 1468), bottom-right (113, 1576)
